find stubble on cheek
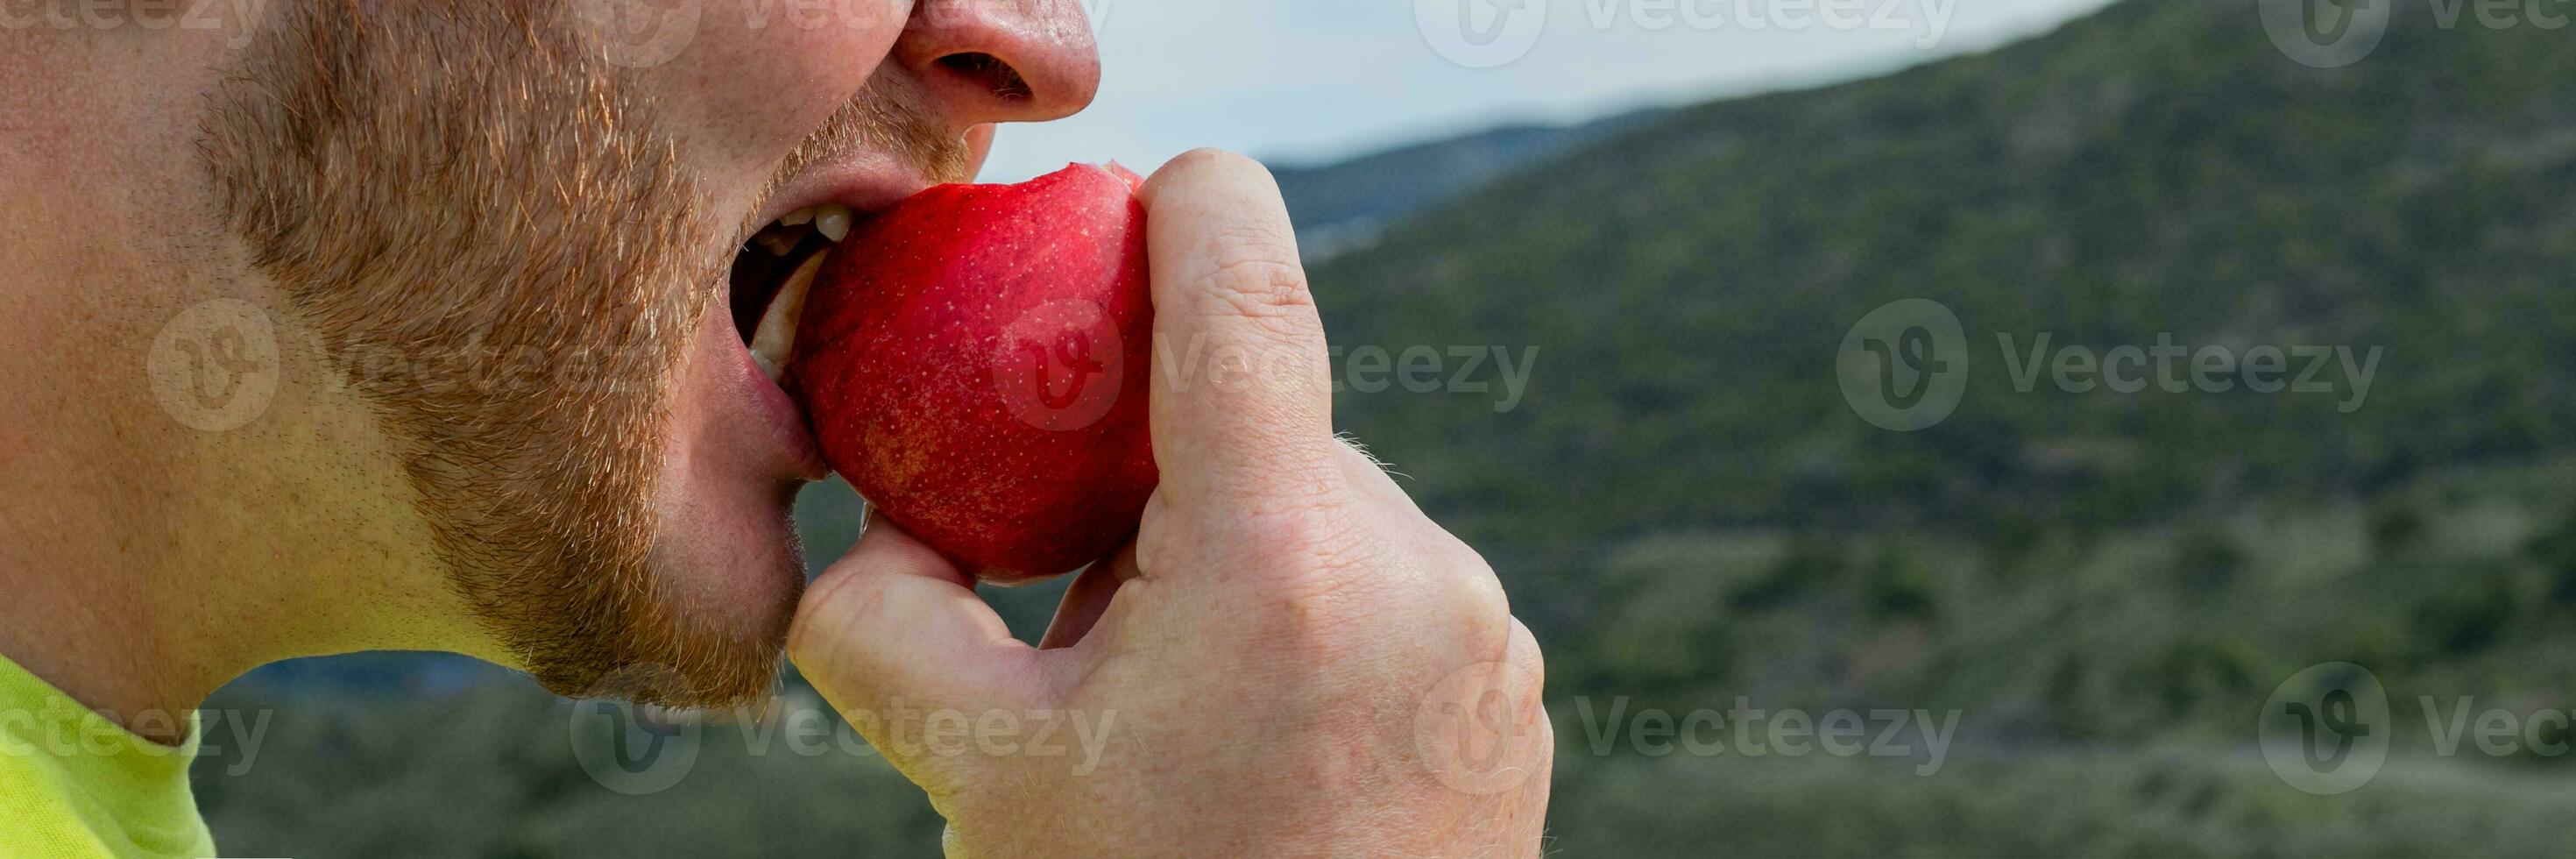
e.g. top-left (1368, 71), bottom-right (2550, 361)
top-left (198, 0), bottom-right (780, 706)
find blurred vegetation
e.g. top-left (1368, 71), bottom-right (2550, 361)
top-left (197, 1), bottom-right (2576, 855)
top-left (1313, 0), bottom-right (2576, 551)
top-left (194, 682), bottom-right (948, 858)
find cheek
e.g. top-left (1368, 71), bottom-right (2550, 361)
top-left (612, 0), bottom-right (913, 200)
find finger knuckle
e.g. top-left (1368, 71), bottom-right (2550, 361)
top-left (1447, 562), bottom-right (1512, 631)
top-left (1240, 508), bottom-right (1379, 614)
top-left (1205, 249), bottom-right (1314, 321)
top-left (1265, 564), bottom-right (1376, 644)
top-left (1241, 502), bottom-right (1366, 574)
top-left (1406, 561), bottom-right (1512, 666)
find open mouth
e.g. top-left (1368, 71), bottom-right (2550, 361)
top-left (729, 203), bottom-right (855, 384)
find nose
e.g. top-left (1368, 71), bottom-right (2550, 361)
top-left (893, 0), bottom-right (1101, 129)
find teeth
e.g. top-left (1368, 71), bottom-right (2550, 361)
top-left (749, 249), bottom-right (827, 383)
top-left (778, 206), bottom-right (816, 226)
top-left (813, 204), bottom-right (854, 243)
top-left (753, 231), bottom-right (798, 256)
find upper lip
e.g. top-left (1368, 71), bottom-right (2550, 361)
top-left (744, 151), bottom-right (947, 245)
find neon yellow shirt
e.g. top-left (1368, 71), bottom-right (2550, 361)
top-left (0, 652), bottom-right (215, 858)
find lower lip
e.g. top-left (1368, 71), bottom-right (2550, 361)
top-left (732, 333), bottom-right (829, 482)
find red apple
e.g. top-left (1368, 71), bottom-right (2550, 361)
top-left (790, 163), bottom-right (1157, 582)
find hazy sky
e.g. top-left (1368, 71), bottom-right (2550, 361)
top-left (980, 0), bottom-right (2122, 180)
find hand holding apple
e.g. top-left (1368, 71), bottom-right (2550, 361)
top-left (788, 151), bottom-right (1553, 856)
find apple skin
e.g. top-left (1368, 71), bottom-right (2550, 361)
top-left (791, 163), bottom-right (1157, 582)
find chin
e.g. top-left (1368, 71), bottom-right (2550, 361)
top-left (619, 295), bottom-right (837, 707)
top-left (639, 475), bottom-right (809, 699)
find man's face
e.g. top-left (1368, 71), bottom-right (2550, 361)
top-left (194, 0), bottom-right (1097, 706)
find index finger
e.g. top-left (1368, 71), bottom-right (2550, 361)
top-left (1136, 149), bottom-right (1341, 508)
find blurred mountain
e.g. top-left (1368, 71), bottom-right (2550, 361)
top-left (1303, 0), bottom-right (2576, 748)
top-left (1270, 109), bottom-right (1673, 259)
top-left (1310, 0), bottom-right (2576, 554)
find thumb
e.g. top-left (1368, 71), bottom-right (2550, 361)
top-left (789, 515), bottom-right (1037, 727)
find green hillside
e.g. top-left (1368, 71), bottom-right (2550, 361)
top-left (1304, 0), bottom-right (2576, 822)
top-left (1314, 0), bottom-right (2576, 551)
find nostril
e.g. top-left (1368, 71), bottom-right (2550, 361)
top-left (937, 52), bottom-right (1034, 101)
